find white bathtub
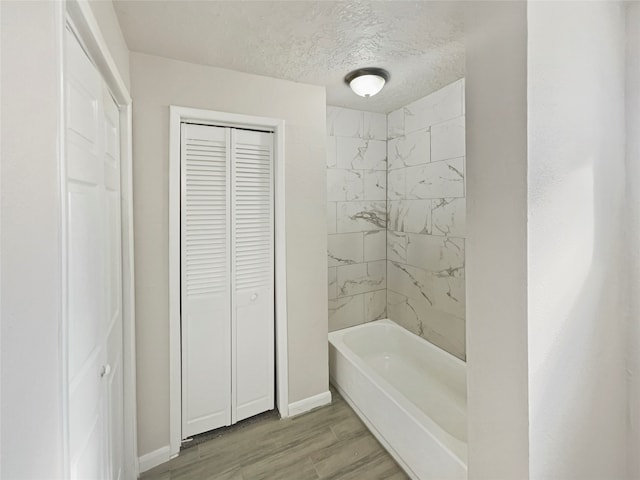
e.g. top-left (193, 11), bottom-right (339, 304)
top-left (328, 319), bottom-right (467, 480)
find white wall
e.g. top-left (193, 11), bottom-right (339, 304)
top-left (626, 2), bottom-right (640, 479)
top-left (527, 2), bottom-right (627, 479)
top-left (1, 2), bottom-right (65, 477)
top-left (464, 2), bottom-right (529, 478)
top-left (130, 52), bottom-right (329, 457)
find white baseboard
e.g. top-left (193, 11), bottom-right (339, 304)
top-left (138, 445), bottom-right (171, 473)
top-left (288, 390), bottom-right (332, 417)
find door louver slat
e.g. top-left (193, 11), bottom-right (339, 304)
top-left (233, 134), bottom-right (273, 292)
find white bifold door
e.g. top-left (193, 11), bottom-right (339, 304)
top-left (65, 27), bottom-right (124, 479)
top-left (181, 123), bottom-right (275, 439)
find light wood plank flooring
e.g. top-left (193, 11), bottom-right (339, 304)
top-left (141, 388), bottom-right (408, 480)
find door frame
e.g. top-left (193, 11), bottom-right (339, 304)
top-left (63, 1), bottom-right (138, 477)
top-left (169, 106), bottom-right (289, 457)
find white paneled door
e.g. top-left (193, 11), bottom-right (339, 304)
top-left (181, 124), bottom-right (275, 439)
top-left (65, 27), bottom-right (124, 479)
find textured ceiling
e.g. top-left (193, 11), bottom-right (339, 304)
top-left (113, 1), bottom-right (465, 113)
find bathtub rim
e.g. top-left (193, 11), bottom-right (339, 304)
top-left (329, 379), bottom-right (420, 480)
top-left (328, 318), bottom-right (468, 467)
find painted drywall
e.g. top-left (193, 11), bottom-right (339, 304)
top-left (326, 107), bottom-right (387, 331)
top-left (627, 3), bottom-right (640, 478)
top-left (87, 0), bottom-right (130, 89)
top-left (527, 2), bottom-right (627, 479)
top-left (386, 80), bottom-right (466, 360)
top-left (464, 2), bottom-right (529, 478)
top-left (130, 52), bottom-right (328, 456)
top-left (0, 2), bottom-right (64, 477)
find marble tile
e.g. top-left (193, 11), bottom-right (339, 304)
top-left (388, 199), bottom-right (431, 234)
top-left (365, 290), bottom-right (387, 322)
top-left (329, 294), bottom-right (364, 331)
top-left (461, 78), bottom-right (466, 116)
top-left (363, 170), bottom-right (386, 201)
top-left (337, 260), bottom-right (386, 297)
top-left (387, 107), bottom-right (405, 139)
top-left (326, 136), bottom-right (337, 168)
top-left (363, 112), bottom-right (387, 141)
top-left (387, 289), bottom-right (465, 360)
top-left (336, 138), bottom-right (387, 170)
top-left (405, 234), bottom-right (464, 276)
top-left (431, 116), bottom-right (465, 162)
top-left (327, 202), bottom-right (337, 234)
top-left (388, 129), bottom-right (430, 170)
top-left (337, 201), bottom-right (387, 233)
top-left (388, 201), bottom-right (407, 232)
top-left (328, 267), bottom-right (337, 299)
top-left (387, 169), bottom-right (405, 200)
top-left (328, 233), bottom-right (364, 267)
top-left (406, 157), bottom-right (464, 199)
top-left (363, 230), bottom-right (386, 262)
top-left (327, 106), bottom-right (363, 137)
top-left (387, 231), bottom-right (407, 264)
top-left (327, 169), bottom-right (363, 201)
top-left (404, 79), bottom-right (463, 134)
top-left (431, 197), bottom-right (465, 237)
top-left (387, 260), bottom-right (465, 319)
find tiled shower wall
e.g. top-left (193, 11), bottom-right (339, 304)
top-left (326, 107), bottom-right (388, 331)
top-left (326, 79), bottom-right (466, 360)
top-left (387, 79), bottom-right (466, 360)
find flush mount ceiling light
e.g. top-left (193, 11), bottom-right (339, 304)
top-left (345, 68), bottom-right (390, 98)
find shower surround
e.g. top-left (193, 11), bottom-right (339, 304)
top-left (387, 79), bottom-right (466, 360)
top-left (326, 108), bottom-right (388, 331)
top-left (327, 78), bottom-right (466, 360)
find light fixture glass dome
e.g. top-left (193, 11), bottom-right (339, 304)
top-left (345, 68), bottom-right (390, 98)
top-left (349, 75), bottom-right (386, 97)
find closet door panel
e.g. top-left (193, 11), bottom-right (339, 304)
top-left (181, 123), bottom-right (232, 437)
top-left (232, 130), bottom-right (275, 423)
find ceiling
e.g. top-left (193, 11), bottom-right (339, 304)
top-left (113, 1), bottom-right (465, 113)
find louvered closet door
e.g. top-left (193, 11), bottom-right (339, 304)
top-left (231, 129), bottom-right (275, 423)
top-left (181, 123), bottom-right (232, 437)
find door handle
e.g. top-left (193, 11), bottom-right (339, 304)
top-left (251, 293), bottom-right (258, 301)
top-left (100, 364), bottom-right (111, 378)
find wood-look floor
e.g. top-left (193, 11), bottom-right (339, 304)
top-left (141, 388), bottom-right (409, 480)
